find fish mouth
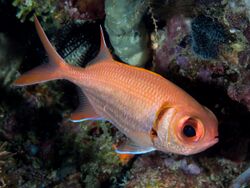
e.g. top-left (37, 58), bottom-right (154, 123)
top-left (212, 137), bottom-right (219, 144)
top-left (182, 136), bottom-right (219, 155)
top-left (208, 136), bottom-right (219, 146)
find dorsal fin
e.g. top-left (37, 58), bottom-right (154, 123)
top-left (70, 88), bottom-right (103, 122)
top-left (88, 26), bottom-right (113, 65)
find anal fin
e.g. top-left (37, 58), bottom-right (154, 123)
top-left (115, 140), bottom-right (155, 155)
top-left (70, 88), bottom-right (103, 122)
top-left (117, 153), bottom-right (135, 165)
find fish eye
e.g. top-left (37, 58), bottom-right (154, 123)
top-left (176, 117), bottom-right (204, 143)
top-left (183, 124), bottom-right (196, 137)
top-left (178, 117), bottom-right (204, 143)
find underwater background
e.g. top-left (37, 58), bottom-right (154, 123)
top-left (1, 0), bottom-right (250, 187)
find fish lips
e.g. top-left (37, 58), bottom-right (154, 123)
top-left (183, 136), bottom-right (219, 155)
top-left (203, 136), bottom-right (219, 149)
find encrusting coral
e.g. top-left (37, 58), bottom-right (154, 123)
top-left (190, 15), bottom-right (229, 60)
top-left (153, 0), bottom-right (250, 111)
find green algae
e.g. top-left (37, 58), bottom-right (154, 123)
top-left (12, 0), bottom-right (62, 22)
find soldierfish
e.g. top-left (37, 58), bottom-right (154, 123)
top-left (14, 17), bottom-right (219, 155)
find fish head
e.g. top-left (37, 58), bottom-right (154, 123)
top-left (153, 105), bottom-right (218, 155)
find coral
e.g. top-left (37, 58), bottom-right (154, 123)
top-left (154, 0), bottom-right (250, 111)
top-left (227, 71), bottom-right (250, 111)
top-left (0, 83), bottom-right (123, 187)
top-left (164, 157), bottom-right (202, 175)
top-left (104, 0), bottom-right (150, 67)
top-left (123, 154), bottom-right (247, 188)
top-left (57, 121), bottom-right (123, 187)
top-left (155, 14), bottom-right (190, 72)
top-left (11, 0), bottom-right (105, 22)
top-left (12, 0), bottom-right (65, 23)
top-left (61, 0), bottom-right (105, 20)
top-left (191, 15), bottom-right (229, 59)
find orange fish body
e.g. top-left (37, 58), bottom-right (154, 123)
top-left (14, 17), bottom-right (218, 155)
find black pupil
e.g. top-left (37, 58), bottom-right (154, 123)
top-left (183, 125), bottom-right (196, 137)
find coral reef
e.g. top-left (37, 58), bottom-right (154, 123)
top-left (57, 122), bottom-right (122, 187)
top-left (12, 0), bottom-right (105, 22)
top-left (155, 14), bottom-right (190, 73)
top-left (228, 71), bottom-right (250, 111)
top-left (154, 0), bottom-right (250, 111)
top-left (0, 0), bottom-right (250, 187)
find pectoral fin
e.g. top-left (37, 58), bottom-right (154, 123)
top-left (70, 89), bottom-right (103, 122)
top-left (115, 140), bottom-right (155, 155)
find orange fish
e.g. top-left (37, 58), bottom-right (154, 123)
top-left (14, 17), bottom-right (219, 155)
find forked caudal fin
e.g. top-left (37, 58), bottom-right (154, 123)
top-left (13, 17), bottom-right (113, 87)
top-left (13, 16), bottom-right (68, 86)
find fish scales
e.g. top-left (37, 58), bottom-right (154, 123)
top-left (86, 90), bottom-right (151, 133)
top-left (82, 64), bottom-right (161, 117)
top-left (77, 62), bottom-right (169, 144)
top-left (84, 63), bottom-right (165, 103)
